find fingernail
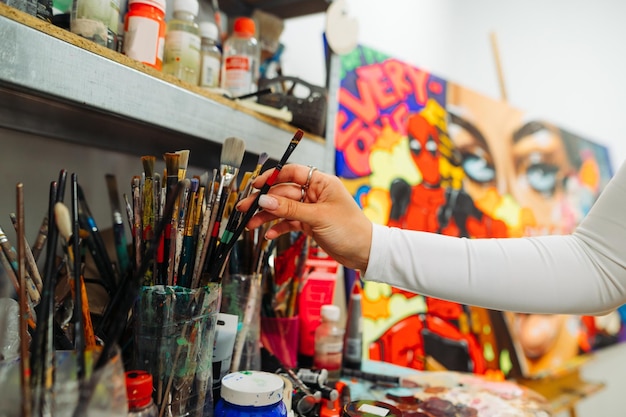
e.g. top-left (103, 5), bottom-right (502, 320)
top-left (258, 194), bottom-right (278, 210)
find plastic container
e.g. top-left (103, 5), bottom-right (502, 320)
top-left (162, 0), bottom-right (201, 84)
top-left (199, 21), bottom-right (222, 88)
top-left (125, 370), bottom-right (158, 417)
top-left (220, 16), bottom-right (260, 97)
top-left (214, 371), bottom-right (287, 417)
top-left (122, 0), bottom-right (166, 70)
top-left (313, 304), bottom-right (345, 383)
top-left (70, 0), bottom-right (117, 48)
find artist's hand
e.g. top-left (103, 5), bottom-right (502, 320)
top-left (236, 164), bottom-right (372, 271)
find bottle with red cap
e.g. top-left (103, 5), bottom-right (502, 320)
top-left (125, 370), bottom-right (158, 417)
top-left (220, 16), bottom-right (260, 97)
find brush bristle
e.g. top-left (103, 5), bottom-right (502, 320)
top-left (199, 171), bottom-right (209, 188)
top-left (221, 137), bottom-right (246, 169)
top-left (54, 202), bottom-right (72, 241)
top-left (176, 150), bottom-right (190, 169)
top-left (142, 155), bottom-right (156, 177)
top-left (163, 152), bottom-right (180, 178)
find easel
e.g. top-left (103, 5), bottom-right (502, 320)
top-left (489, 33), bottom-right (605, 417)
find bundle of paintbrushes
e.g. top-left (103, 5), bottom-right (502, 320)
top-left (103, 130), bottom-right (303, 416)
top-left (0, 171), bottom-right (130, 417)
top-left (117, 129), bottom-right (304, 291)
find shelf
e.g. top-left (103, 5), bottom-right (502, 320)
top-left (0, 4), bottom-right (331, 172)
top-left (217, 0), bottom-right (329, 19)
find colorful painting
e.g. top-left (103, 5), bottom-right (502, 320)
top-left (334, 45), bottom-right (617, 378)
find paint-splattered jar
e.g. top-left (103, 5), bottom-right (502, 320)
top-left (214, 371), bottom-right (287, 417)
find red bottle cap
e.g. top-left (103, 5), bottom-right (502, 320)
top-left (125, 370), bottom-right (154, 409)
top-left (234, 17), bottom-right (256, 37)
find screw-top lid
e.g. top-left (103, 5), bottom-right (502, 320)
top-left (125, 370), bottom-right (154, 409)
top-left (128, 0), bottom-right (166, 13)
top-left (321, 304), bottom-right (340, 322)
top-left (233, 17), bottom-right (255, 37)
top-left (220, 371), bottom-right (284, 407)
top-left (173, 0), bottom-right (198, 16)
top-left (199, 21), bottom-right (219, 41)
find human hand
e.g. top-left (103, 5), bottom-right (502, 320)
top-left (236, 164), bottom-right (372, 271)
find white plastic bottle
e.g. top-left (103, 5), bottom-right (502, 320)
top-left (162, 0), bottom-right (201, 84)
top-left (198, 21), bottom-right (222, 89)
top-left (313, 304), bottom-right (345, 383)
top-left (220, 16), bottom-right (260, 97)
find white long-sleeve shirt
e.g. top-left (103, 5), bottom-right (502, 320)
top-left (363, 160), bottom-right (626, 315)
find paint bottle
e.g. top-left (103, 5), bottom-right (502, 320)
top-left (162, 0), bottom-right (201, 84)
top-left (342, 279), bottom-right (363, 371)
top-left (220, 16), bottom-right (260, 97)
top-left (125, 370), bottom-right (158, 417)
top-left (314, 304), bottom-right (344, 383)
top-left (122, 0), bottom-right (166, 70)
top-left (214, 371), bottom-right (288, 417)
top-left (198, 21), bottom-right (222, 89)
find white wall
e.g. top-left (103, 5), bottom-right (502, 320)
top-left (278, 1), bottom-right (626, 416)
top-left (280, 0), bottom-right (626, 170)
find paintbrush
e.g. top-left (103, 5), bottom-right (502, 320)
top-left (77, 184), bottom-right (117, 294)
top-left (162, 152), bottom-right (180, 285)
top-left (105, 174), bottom-right (131, 276)
top-left (131, 175), bottom-right (143, 277)
top-left (0, 224), bottom-right (41, 305)
top-left (54, 187), bottom-right (89, 379)
top-left (176, 149), bottom-right (190, 181)
top-left (30, 216), bottom-right (48, 263)
top-left (198, 137), bottom-right (246, 283)
top-left (177, 178), bottom-right (199, 287)
top-left (16, 183), bottom-right (32, 417)
top-left (212, 130), bottom-right (304, 278)
top-left (30, 180), bottom-right (59, 417)
top-left (9, 213), bottom-right (44, 295)
top-left (170, 178), bottom-right (191, 285)
top-left (191, 169), bottom-right (216, 289)
top-left (219, 152), bottom-right (269, 253)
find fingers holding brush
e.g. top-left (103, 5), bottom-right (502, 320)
top-left (235, 164), bottom-right (372, 271)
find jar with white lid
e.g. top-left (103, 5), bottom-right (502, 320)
top-left (214, 370), bottom-right (287, 417)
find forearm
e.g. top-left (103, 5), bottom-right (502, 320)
top-left (364, 225), bottom-right (625, 315)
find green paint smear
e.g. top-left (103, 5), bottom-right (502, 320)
top-left (499, 349), bottom-right (513, 376)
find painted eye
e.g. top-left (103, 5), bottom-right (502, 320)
top-left (409, 136), bottom-right (422, 155)
top-left (426, 135), bottom-right (437, 157)
top-left (526, 163), bottom-right (559, 195)
top-left (461, 153), bottom-right (496, 183)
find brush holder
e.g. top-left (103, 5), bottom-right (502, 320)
top-left (133, 283), bottom-right (221, 417)
top-left (219, 273), bottom-right (263, 373)
top-left (0, 345), bottom-right (127, 416)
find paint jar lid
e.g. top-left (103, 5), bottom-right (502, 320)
top-left (221, 371), bottom-right (284, 407)
top-left (234, 17), bottom-right (255, 37)
top-left (321, 304), bottom-right (340, 322)
top-left (125, 370), bottom-right (154, 409)
top-left (342, 400), bottom-right (403, 417)
top-left (173, 0), bottom-right (198, 16)
top-left (129, 0), bottom-right (166, 12)
top-left (199, 21), bottom-right (219, 41)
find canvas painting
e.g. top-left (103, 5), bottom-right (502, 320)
top-left (334, 44), bottom-right (617, 378)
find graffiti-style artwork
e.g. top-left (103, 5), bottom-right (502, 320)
top-left (335, 45), bottom-right (616, 378)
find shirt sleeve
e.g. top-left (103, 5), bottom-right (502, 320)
top-left (362, 159), bottom-right (626, 315)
